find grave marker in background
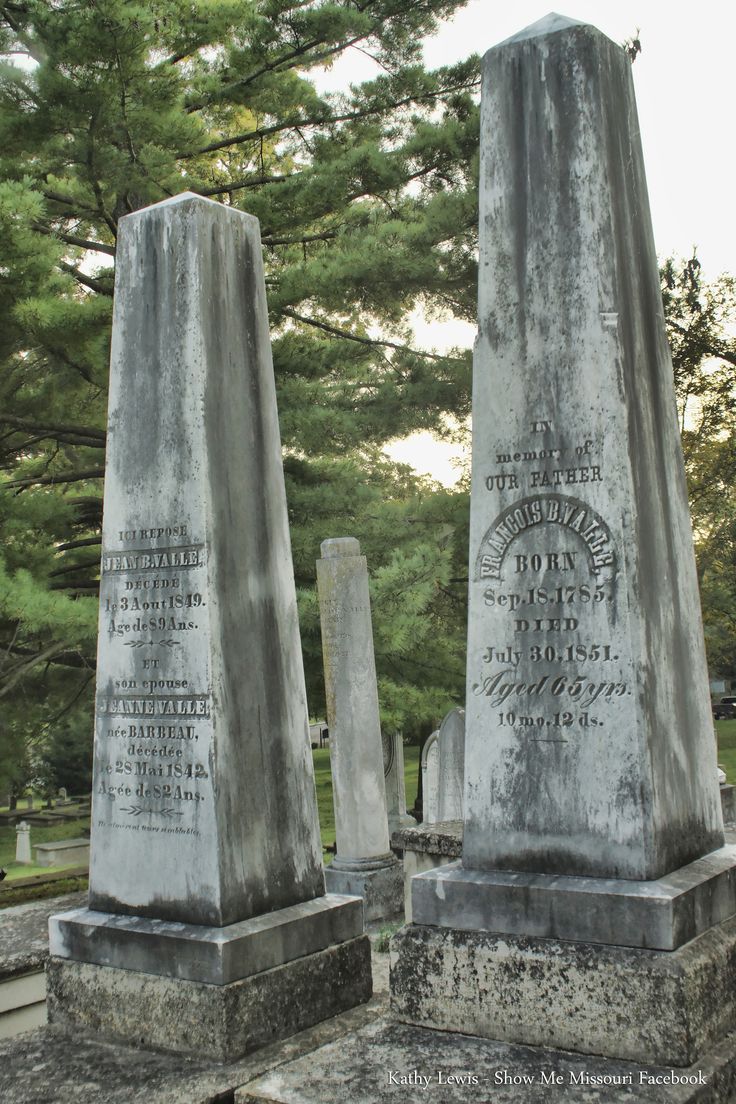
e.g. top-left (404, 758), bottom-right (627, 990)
top-left (15, 822), bottom-right (31, 865)
top-left (437, 707), bottom-right (465, 822)
top-left (420, 730), bottom-right (440, 824)
top-left (392, 15), bottom-right (736, 1070)
top-left (47, 194), bottom-right (370, 1060)
top-left (383, 732), bottom-right (416, 836)
top-left (317, 538), bottom-right (402, 920)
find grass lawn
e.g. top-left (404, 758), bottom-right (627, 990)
top-left (313, 744), bottom-right (420, 861)
top-left (716, 719), bottom-right (736, 782)
top-left (1, 746), bottom-right (419, 900)
top-left (0, 813), bottom-right (91, 881)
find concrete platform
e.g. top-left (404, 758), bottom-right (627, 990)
top-left (3, 1012), bottom-right (735, 1103)
top-left (0, 893), bottom-right (86, 1039)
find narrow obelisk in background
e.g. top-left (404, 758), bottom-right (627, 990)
top-left (47, 194), bottom-right (370, 1060)
top-left (317, 538), bottom-right (402, 920)
top-left (392, 16), bottom-right (736, 1070)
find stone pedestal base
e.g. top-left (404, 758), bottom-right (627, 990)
top-left (390, 917), bottom-right (736, 1067)
top-left (48, 934), bottom-right (372, 1062)
top-left (410, 847), bottom-right (736, 950)
top-left (49, 895), bottom-right (362, 983)
top-left (325, 858), bottom-right (403, 921)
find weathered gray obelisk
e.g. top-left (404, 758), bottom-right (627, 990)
top-left (47, 194), bottom-right (370, 1060)
top-left (317, 538), bottom-right (403, 919)
top-left (392, 16), bottom-right (736, 1071)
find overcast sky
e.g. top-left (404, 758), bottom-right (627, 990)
top-left (320, 1), bottom-right (734, 280)
top-left (316, 2), bottom-right (735, 481)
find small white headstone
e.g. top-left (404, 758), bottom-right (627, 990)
top-left (15, 821), bottom-right (31, 864)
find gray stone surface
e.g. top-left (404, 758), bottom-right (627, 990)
top-left (463, 13), bottom-right (723, 881)
top-left (325, 864), bottom-right (403, 923)
top-left (49, 895), bottom-right (363, 983)
top-left (390, 917), bottom-right (736, 1067)
top-left (1, 935), bottom-right (734, 1103)
top-left (35, 840), bottom-right (89, 868)
top-left (237, 1019), bottom-right (736, 1103)
top-left (0, 998), bottom-right (384, 1104)
top-left (317, 538), bottom-right (400, 917)
top-left (437, 709), bottom-right (464, 822)
top-left (391, 822), bottom-right (463, 859)
top-left (411, 846), bottom-right (736, 950)
top-left (86, 192), bottom-right (324, 927)
top-left (47, 935), bottom-right (372, 1062)
top-left (0, 894), bottom-right (86, 982)
top-left (384, 732), bottom-right (416, 837)
top-left (48, 193), bottom-right (369, 1052)
top-left (391, 824), bottom-right (462, 925)
top-left (420, 731), bottom-right (439, 824)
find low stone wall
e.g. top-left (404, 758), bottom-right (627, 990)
top-left (390, 821), bottom-right (462, 922)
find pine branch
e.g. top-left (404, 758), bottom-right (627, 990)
top-left (33, 222), bottom-right (116, 256)
top-left (56, 536), bottom-right (102, 552)
top-left (179, 78), bottom-right (480, 159)
top-left (5, 467), bottom-right (105, 489)
top-left (49, 555), bottom-right (100, 579)
top-left (196, 174), bottom-right (291, 197)
top-left (280, 307), bottom-right (464, 363)
top-left (0, 416), bottom-right (105, 445)
top-left (1, 642), bottom-right (95, 675)
top-left (0, 642), bottom-right (70, 697)
top-left (263, 230), bottom-right (338, 246)
top-left (59, 261), bottom-right (113, 297)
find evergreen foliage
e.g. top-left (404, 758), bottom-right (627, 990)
top-left (0, 0), bottom-right (479, 787)
top-left (663, 255), bottom-right (736, 681)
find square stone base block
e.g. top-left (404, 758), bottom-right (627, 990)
top-left (411, 847), bottom-right (736, 950)
top-left (390, 917), bottom-right (736, 1067)
top-left (47, 935), bottom-right (371, 1062)
top-left (49, 894), bottom-right (363, 984)
top-left (325, 862), bottom-right (404, 922)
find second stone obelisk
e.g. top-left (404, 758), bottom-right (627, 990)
top-left (317, 538), bottom-right (402, 919)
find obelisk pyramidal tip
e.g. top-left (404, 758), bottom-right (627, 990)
top-left (492, 12), bottom-right (594, 50)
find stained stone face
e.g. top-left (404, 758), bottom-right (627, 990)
top-left (463, 15), bottom-right (723, 881)
top-left (421, 733), bottom-right (440, 825)
top-left (437, 708), bottom-right (465, 822)
top-left (88, 194), bottom-right (324, 926)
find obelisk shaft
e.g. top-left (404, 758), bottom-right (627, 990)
top-left (463, 17), bottom-right (722, 880)
top-left (89, 194), bottom-right (324, 925)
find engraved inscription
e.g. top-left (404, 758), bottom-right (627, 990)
top-left (472, 430), bottom-right (626, 745)
top-left (95, 523), bottom-right (211, 833)
top-left (475, 494), bottom-right (615, 582)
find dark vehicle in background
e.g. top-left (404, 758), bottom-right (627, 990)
top-left (713, 697), bottom-right (736, 720)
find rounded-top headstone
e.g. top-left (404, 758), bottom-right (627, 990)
top-left (321, 537), bottom-right (361, 558)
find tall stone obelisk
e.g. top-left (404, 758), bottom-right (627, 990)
top-left (392, 16), bottom-right (736, 1070)
top-left (47, 194), bottom-right (370, 1060)
top-left (317, 537), bottom-right (403, 920)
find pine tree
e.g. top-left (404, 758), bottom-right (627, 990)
top-left (662, 255), bottom-right (736, 680)
top-left (0, 0), bottom-right (479, 785)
